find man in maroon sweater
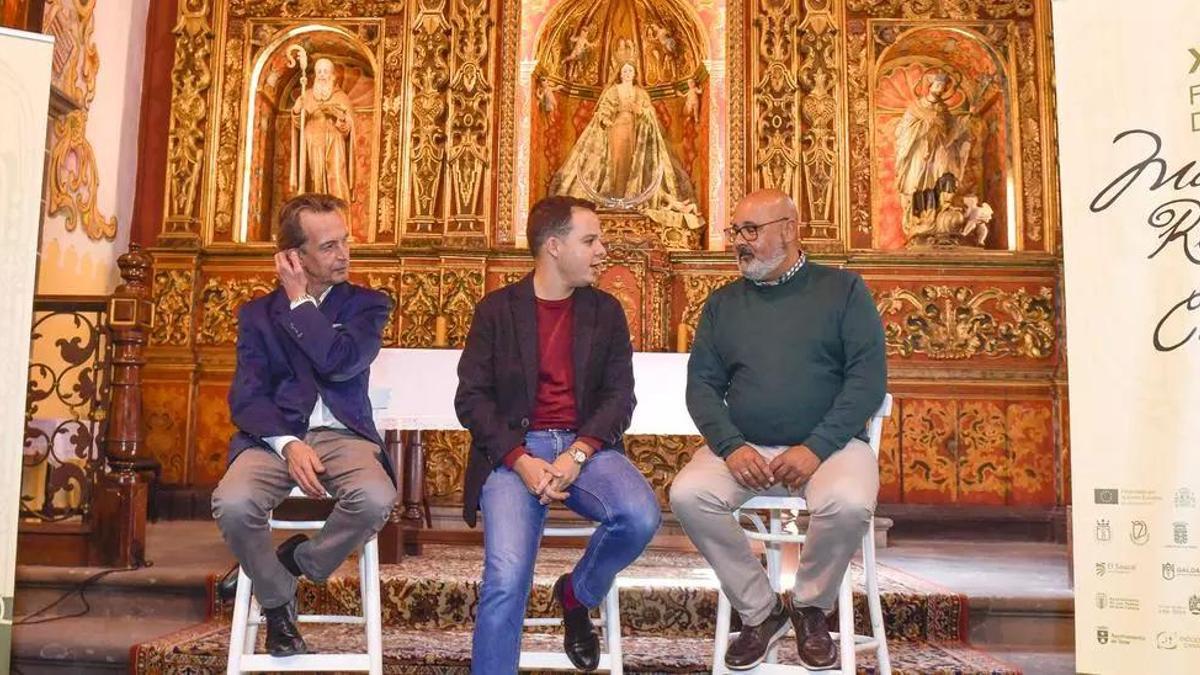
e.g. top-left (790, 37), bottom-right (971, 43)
top-left (455, 196), bottom-right (661, 673)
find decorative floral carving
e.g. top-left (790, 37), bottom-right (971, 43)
top-left (404, 0), bottom-right (451, 236)
top-left (440, 267), bottom-right (484, 347)
top-left (229, 0), bottom-right (406, 17)
top-left (423, 430), bottom-right (470, 503)
top-left (846, 20), bottom-right (872, 239)
top-left (797, 0), bottom-right (840, 239)
top-left (446, 0), bottom-right (493, 240)
top-left (846, 0), bottom-right (1034, 19)
top-left (752, 0), bottom-right (801, 196)
top-left (626, 435), bottom-right (703, 507)
top-left (151, 270), bottom-right (196, 346)
top-left (1016, 23), bottom-right (1044, 244)
top-left (679, 274), bottom-right (738, 350)
top-left (165, 0), bottom-right (213, 233)
top-left (43, 0), bottom-right (116, 241)
top-left (196, 277), bottom-right (274, 345)
top-left (494, 0), bottom-right (520, 244)
top-left (727, 0), bottom-right (747, 209)
top-left (873, 285), bottom-right (1055, 359)
top-left (212, 28), bottom-right (245, 236)
top-left (366, 274), bottom-right (400, 347)
top-left (399, 269), bottom-right (440, 347)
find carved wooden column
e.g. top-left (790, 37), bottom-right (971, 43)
top-left (93, 244), bottom-right (158, 568)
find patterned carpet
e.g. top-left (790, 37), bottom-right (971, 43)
top-left (131, 544), bottom-right (1018, 674)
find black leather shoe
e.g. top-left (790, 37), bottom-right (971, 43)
top-left (724, 594), bottom-right (791, 671)
top-left (263, 601), bottom-right (307, 657)
top-left (553, 574), bottom-right (600, 671)
top-left (215, 562), bottom-right (239, 601)
top-left (276, 534), bottom-right (309, 578)
top-left (789, 601), bottom-right (838, 670)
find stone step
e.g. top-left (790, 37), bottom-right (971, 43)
top-left (14, 563), bottom-right (213, 624)
top-left (968, 595), bottom-right (1075, 649)
top-left (11, 615), bottom-right (196, 675)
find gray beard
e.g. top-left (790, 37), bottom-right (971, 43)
top-left (738, 248), bottom-right (788, 282)
top-left (312, 79), bottom-right (334, 101)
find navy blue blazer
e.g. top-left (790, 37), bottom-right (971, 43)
top-left (226, 282), bottom-right (394, 479)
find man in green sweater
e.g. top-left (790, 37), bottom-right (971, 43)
top-left (669, 189), bottom-right (887, 671)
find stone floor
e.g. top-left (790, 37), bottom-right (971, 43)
top-left (11, 522), bottom-right (1077, 674)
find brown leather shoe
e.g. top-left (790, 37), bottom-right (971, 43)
top-left (789, 601), bottom-right (838, 670)
top-left (724, 595), bottom-right (791, 671)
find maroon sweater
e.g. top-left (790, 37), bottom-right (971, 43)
top-left (503, 296), bottom-right (600, 468)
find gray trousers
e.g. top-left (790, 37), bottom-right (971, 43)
top-left (669, 439), bottom-right (878, 626)
top-left (211, 429), bottom-right (397, 609)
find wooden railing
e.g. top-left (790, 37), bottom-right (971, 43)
top-left (18, 245), bottom-right (157, 567)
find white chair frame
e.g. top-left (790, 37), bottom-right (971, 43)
top-left (518, 524), bottom-right (624, 674)
top-left (711, 394), bottom-right (894, 675)
top-left (226, 488), bottom-right (384, 674)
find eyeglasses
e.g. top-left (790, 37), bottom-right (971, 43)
top-left (723, 217), bottom-right (792, 242)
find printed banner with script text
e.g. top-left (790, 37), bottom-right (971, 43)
top-left (1055, 1), bottom-right (1200, 672)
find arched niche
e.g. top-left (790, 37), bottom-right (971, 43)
top-left (872, 26), bottom-right (1015, 251)
top-left (521, 0), bottom-right (713, 250)
top-left (236, 25), bottom-right (381, 244)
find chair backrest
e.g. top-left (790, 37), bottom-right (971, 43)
top-left (865, 393), bottom-right (893, 459)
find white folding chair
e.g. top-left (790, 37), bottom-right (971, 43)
top-left (226, 487), bottom-right (384, 674)
top-left (711, 394), bottom-right (894, 675)
top-left (518, 524), bottom-right (624, 674)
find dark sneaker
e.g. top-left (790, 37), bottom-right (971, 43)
top-left (724, 595), bottom-right (791, 670)
top-left (789, 601), bottom-right (838, 670)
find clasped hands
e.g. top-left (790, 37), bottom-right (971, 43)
top-left (513, 445), bottom-right (588, 506)
top-left (726, 444), bottom-right (820, 492)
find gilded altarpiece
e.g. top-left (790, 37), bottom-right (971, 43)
top-left (143, 0), bottom-right (1066, 514)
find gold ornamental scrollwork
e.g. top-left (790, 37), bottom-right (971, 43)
top-left (165, 0), bottom-right (214, 231)
top-left (440, 267), bottom-right (485, 347)
top-left (797, 0), bottom-right (842, 239)
top-left (197, 277), bottom-right (274, 345)
top-left (626, 435), bottom-right (702, 507)
top-left (399, 269), bottom-right (440, 347)
top-left (846, 0), bottom-right (1034, 19)
top-left (228, 0), bottom-right (406, 18)
top-left (1016, 23), bottom-right (1044, 244)
top-left (423, 430), bottom-right (470, 503)
top-left (404, 0), bottom-right (452, 236)
top-left (446, 0), bottom-right (494, 241)
top-left (680, 274), bottom-right (739, 350)
top-left (151, 270), bottom-right (196, 346)
top-left (846, 20), bottom-right (872, 238)
top-left (43, 0), bottom-right (117, 242)
top-left (366, 274), bottom-right (400, 347)
top-left (874, 285), bottom-right (1055, 359)
top-left (752, 0), bottom-right (801, 197)
top-left (212, 29), bottom-right (246, 236)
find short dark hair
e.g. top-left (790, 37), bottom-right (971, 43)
top-left (277, 193), bottom-right (347, 251)
top-left (527, 196), bottom-right (596, 258)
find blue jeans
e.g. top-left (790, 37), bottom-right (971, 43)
top-left (470, 431), bottom-right (661, 674)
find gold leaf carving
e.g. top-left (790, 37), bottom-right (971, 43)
top-left (43, 0), bottom-right (116, 241)
top-left (1016, 23), bottom-right (1044, 243)
top-left (405, 0), bottom-right (451, 235)
top-left (399, 269), bottom-right (440, 347)
top-left (196, 277), bottom-right (274, 346)
top-left (366, 274), bottom-right (400, 347)
top-left (797, 0), bottom-right (841, 239)
top-left (846, 0), bottom-right (1033, 19)
top-left (680, 274), bottom-right (738, 350)
top-left (165, 0), bottom-right (214, 229)
top-left (423, 430), bottom-right (470, 503)
top-left (446, 0), bottom-right (493, 239)
top-left (151, 270), bottom-right (196, 346)
top-left (626, 435), bottom-right (702, 507)
top-left (752, 0), bottom-right (801, 196)
top-left (440, 267), bottom-right (484, 347)
top-left (873, 285), bottom-right (1055, 359)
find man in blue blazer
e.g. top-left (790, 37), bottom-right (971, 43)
top-left (211, 193), bottom-right (396, 657)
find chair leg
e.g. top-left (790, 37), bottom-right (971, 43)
top-left (765, 510), bottom-right (783, 664)
top-left (863, 527), bottom-right (891, 675)
top-left (837, 568), bottom-right (855, 675)
top-left (604, 583), bottom-right (623, 674)
top-left (363, 538), bottom-right (384, 675)
top-left (712, 589), bottom-right (731, 675)
top-left (227, 567), bottom-right (253, 673)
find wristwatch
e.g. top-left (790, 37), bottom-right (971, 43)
top-left (568, 446), bottom-right (589, 465)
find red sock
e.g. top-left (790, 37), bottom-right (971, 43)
top-left (562, 574), bottom-right (584, 611)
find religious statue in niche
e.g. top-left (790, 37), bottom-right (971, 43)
top-left (549, 48), bottom-right (703, 234)
top-left (288, 48), bottom-right (355, 202)
top-left (894, 71), bottom-right (993, 247)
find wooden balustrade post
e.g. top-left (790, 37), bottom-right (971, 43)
top-left (92, 244), bottom-right (158, 568)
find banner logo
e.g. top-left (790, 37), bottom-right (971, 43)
top-left (1131, 520), bottom-right (1151, 545)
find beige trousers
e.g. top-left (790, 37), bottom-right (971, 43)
top-left (669, 439), bottom-right (878, 626)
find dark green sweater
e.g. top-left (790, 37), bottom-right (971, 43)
top-left (686, 262), bottom-right (887, 461)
